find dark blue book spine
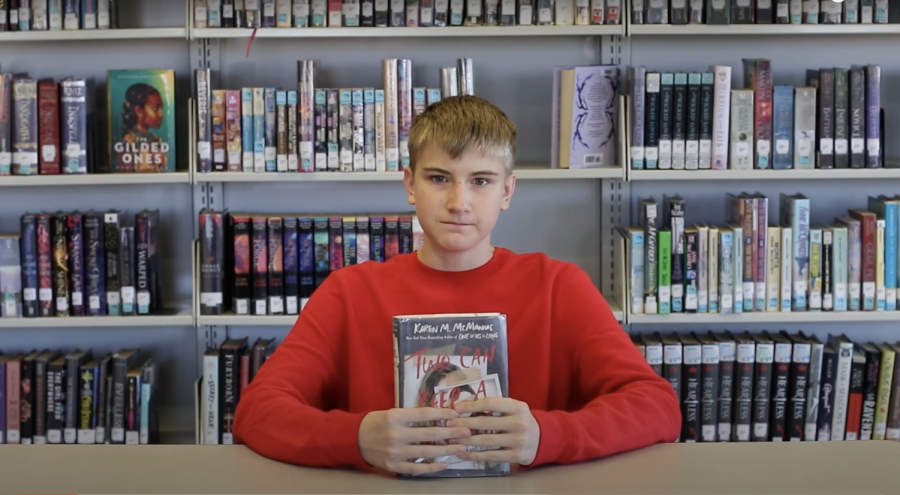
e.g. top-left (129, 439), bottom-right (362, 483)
top-left (20, 214), bottom-right (38, 317)
top-left (370, 216), bottom-right (385, 263)
top-left (283, 217), bottom-right (299, 314)
top-left (85, 213), bottom-right (106, 316)
top-left (817, 346), bottom-right (838, 440)
top-left (67, 213), bottom-right (85, 316)
top-left (772, 85), bottom-right (794, 170)
top-left (298, 217), bottom-right (314, 299)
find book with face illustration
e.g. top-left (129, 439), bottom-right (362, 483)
top-left (392, 312), bottom-right (509, 478)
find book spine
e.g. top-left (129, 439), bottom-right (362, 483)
top-left (710, 66), bottom-right (731, 170)
top-left (729, 89), bottom-right (753, 170)
top-left (298, 217), bottom-right (314, 299)
top-left (199, 213), bottom-right (223, 316)
top-left (670, 199), bottom-right (685, 313)
top-left (719, 229), bottom-right (733, 313)
top-left (833, 68), bottom-right (849, 168)
top-left (226, 90), bottom-right (243, 172)
top-left (241, 89), bottom-right (253, 172)
top-left (860, 349), bottom-right (880, 440)
top-left (861, 213), bottom-right (876, 311)
top-left (732, 225), bottom-right (743, 314)
top-left (136, 213), bottom-right (151, 315)
top-left (809, 228), bottom-right (822, 311)
top-left (352, 88), bottom-right (364, 171)
top-left (849, 67), bottom-right (866, 168)
top-left (848, 220), bottom-right (861, 311)
top-left (685, 73), bottom-right (700, 170)
top-left (817, 348), bottom-right (837, 440)
top-left (770, 341), bottom-right (792, 441)
top-left (865, 66), bottom-right (881, 168)
top-left (876, 219), bottom-right (885, 310)
top-left (20, 214), bottom-right (38, 317)
top-left (630, 67), bottom-right (646, 170)
top-left (397, 59), bottom-right (412, 169)
top-left (85, 213), bottom-right (106, 316)
top-left (658, 230), bottom-right (671, 314)
top-left (817, 69), bottom-right (834, 169)
top-left (681, 343), bottom-right (701, 442)
top-left (717, 340), bottom-right (735, 441)
top-left (708, 228), bottom-right (719, 312)
top-left (38, 81), bottom-right (60, 175)
top-left (374, 89), bottom-right (385, 171)
top-left (338, 89), bottom-right (352, 171)
top-left (363, 88), bottom-right (375, 171)
top-left (275, 90), bottom-right (287, 171)
top-left (283, 217), bottom-right (299, 315)
top-left (885, 203), bottom-right (897, 310)
top-left (787, 341), bottom-right (811, 441)
top-left (684, 230), bottom-right (698, 312)
top-left (67, 214), bottom-right (84, 316)
top-left (833, 227), bottom-right (848, 311)
top-left (298, 62), bottom-right (315, 172)
top-left (195, 69), bottom-right (212, 173)
top-left (104, 213), bottom-right (120, 315)
top-left (772, 85), bottom-right (793, 169)
top-left (252, 217), bottom-right (268, 315)
top-left (766, 226), bottom-right (781, 312)
top-left (845, 351), bottom-right (865, 440)
top-left (873, 349), bottom-right (894, 439)
top-left (752, 341), bottom-right (774, 441)
top-left (823, 229), bottom-right (833, 311)
top-left (657, 73), bottom-right (673, 170)
top-left (781, 227), bottom-right (792, 312)
top-left (119, 225), bottom-right (134, 315)
top-left (267, 217), bottom-right (284, 315)
top-left (753, 60), bottom-right (772, 169)
top-left (52, 214), bottom-right (69, 316)
top-left (734, 342), bottom-right (755, 442)
top-left (60, 79), bottom-right (87, 174)
top-left (37, 214), bottom-right (53, 317)
top-left (700, 343), bottom-right (720, 441)
top-left (264, 87), bottom-right (277, 172)
top-left (791, 198), bottom-right (810, 311)
top-left (12, 79), bottom-right (38, 175)
top-left (755, 197), bottom-right (768, 312)
top-left (644, 72), bottom-right (660, 170)
top-left (794, 87), bottom-right (816, 169)
top-left (252, 87), bottom-right (265, 172)
top-left (231, 217), bottom-right (250, 314)
top-left (698, 226), bottom-right (708, 312)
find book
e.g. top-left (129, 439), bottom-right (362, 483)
top-left (392, 312), bottom-right (509, 477)
top-left (107, 69), bottom-right (176, 173)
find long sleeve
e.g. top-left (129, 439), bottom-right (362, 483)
top-left (232, 273), bottom-right (372, 469)
top-left (528, 265), bottom-right (682, 467)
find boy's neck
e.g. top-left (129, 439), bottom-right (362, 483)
top-left (416, 240), bottom-right (496, 272)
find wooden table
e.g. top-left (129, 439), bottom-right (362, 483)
top-left (2, 441), bottom-right (897, 494)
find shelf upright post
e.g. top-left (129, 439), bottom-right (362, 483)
top-left (599, 33), bottom-right (631, 327)
top-left (191, 32), bottom-right (229, 377)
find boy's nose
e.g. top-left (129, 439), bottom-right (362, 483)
top-left (446, 182), bottom-right (472, 212)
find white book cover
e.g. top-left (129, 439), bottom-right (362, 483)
top-left (709, 65), bottom-right (732, 170)
top-left (202, 352), bottom-right (219, 445)
top-left (552, 65), bottom-right (620, 170)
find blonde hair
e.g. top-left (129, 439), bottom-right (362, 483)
top-left (407, 95), bottom-right (517, 175)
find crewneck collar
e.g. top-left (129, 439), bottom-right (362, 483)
top-left (406, 246), bottom-right (511, 283)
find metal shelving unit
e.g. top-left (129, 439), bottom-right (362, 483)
top-left (192, 166), bottom-right (625, 183)
top-left (0, 172), bottom-right (191, 187)
top-left (628, 167), bottom-right (900, 181)
top-left (0, 307), bottom-right (195, 328)
top-left (628, 310), bottom-right (900, 325)
top-left (0, 27), bottom-right (188, 42)
top-left (191, 25), bottom-right (625, 39)
top-left (628, 23), bottom-right (900, 36)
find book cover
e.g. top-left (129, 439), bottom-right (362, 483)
top-left (393, 313), bottom-right (509, 477)
top-left (107, 69), bottom-right (176, 173)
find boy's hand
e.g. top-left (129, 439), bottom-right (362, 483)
top-left (447, 397), bottom-right (541, 466)
top-left (357, 407), bottom-right (473, 475)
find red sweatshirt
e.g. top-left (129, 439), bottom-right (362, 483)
top-left (233, 247), bottom-right (681, 469)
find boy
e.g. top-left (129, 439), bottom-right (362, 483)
top-left (233, 96), bottom-right (681, 475)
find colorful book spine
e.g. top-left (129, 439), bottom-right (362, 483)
top-left (766, 226), bottom-right (781, 312)
top-left (313, 89), bottom-right (327, 171)
top-left (252, 87), bottom-right (265, 172)
top-left (397, 58), bottom-right (412, 170)
top-left (630, 66), bottom-right (646, 171)
top-left (12, 79), bottom-right (38, 176)
top-left (264, 87), bottom-right (277, 172)
top-left (363, 88), bottom-right (375, 171)
top-left (629, 227), bottom-right (644, 315)
top-left (67, 214), bottom-right (85, 316)
top-left (241, 88), bottom-right (253, 172)
top-left (781, 227), bottom-right (792, 312)
top-left (644, 72), bottom-right (660, 170)
top-left (708, 227), bottom-right (719, 313)
top-left (793, 87), bottom-right (816, 169)
top-left (876, 218), bottom-right (885, 311)
top-left (809, 228), bottom-right (822, 311)
top-left (791, 197), bottom-right (810, 311)
top-left (351, 88), bottom-right (364, 171)
top-left (731, 224), bottom-right (743, 314)
top-left (299, 60), bottom-right (316, 172)
top-left (658, 229), bottom-right (671, 314)
top-left (698, 225), bottom-right (708, 312)
top-left (226, 90), bottom-right (242, 172)
top-left (720, 228), bottom-right (734, 313)
top-left (832, 225), bottom-right (849, 312)
top-left (864, 65), bottom-right (881, 168)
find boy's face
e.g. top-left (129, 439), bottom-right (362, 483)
top-left (403, 144), bottom-right (515, 256)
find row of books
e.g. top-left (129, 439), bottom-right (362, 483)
top-left (631, 0), bottom-right (890, 25)
top-left (198, 337), bottom-right (278, 445)
top-left (195, 58), bottom-right (474, 174)
top-left (0, 210), bottom-right (163, 319)
top-left (628, 192), bottom-right (900, 316)
top-left (193, 0), bottom-right (623, 28)
top-left (635, 330), bottom-right (900, 442)
top-left (198, 210), bottom-right (423, 316)
top-left (0, 69), bottom-right (178, 176)
top-left (0, 347), bottom-right (157, 445)
top-left (627, 61), bottom-right (884, 171)
top-left (0, 0), bottom-right (121, 31)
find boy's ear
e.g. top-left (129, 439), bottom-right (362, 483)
top-left (500, 172), bottom-right (516, 211)
top-left (403, 165), bottom-right (416, 205)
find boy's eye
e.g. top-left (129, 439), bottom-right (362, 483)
top-left (473, 178), bottom-right (490, 186)
top-left (429, 175), bottom-right (448, 183)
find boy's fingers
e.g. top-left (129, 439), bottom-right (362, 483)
top-left (404, 426), bottom-right (472, 443)
top-left (454, 397), bottom-right (523, 415)
top-left (390, 407), bottom-right (460, 424)
top-left (388, 460), bottom-right (450, 475)
top-left (402, 443), bottom-right (468, 460)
